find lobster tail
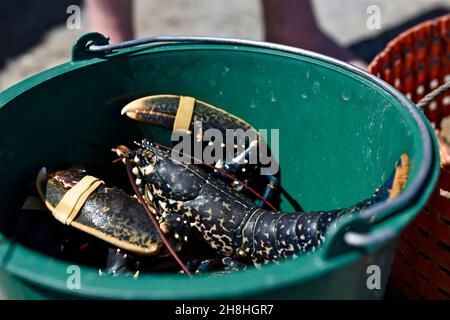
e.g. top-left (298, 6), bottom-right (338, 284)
top-left (247, 210), bottom-right (342, 264)
top-left (244, 153), bottom-right (410, 264)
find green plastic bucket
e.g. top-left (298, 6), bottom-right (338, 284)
top-left (0, 34), bottom-right (439, 299)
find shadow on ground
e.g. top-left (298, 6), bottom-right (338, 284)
top-left (0, 0), bottom-right (82, 69)
top-left (349, 8), bottom-right (450, 63)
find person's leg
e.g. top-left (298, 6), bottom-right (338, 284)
top-left (263, 0), bottom-right (365, 67)
top-left (86, 0), bottom-right (134, 43)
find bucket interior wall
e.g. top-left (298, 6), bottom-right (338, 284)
top-left (0, 43), bottom-right (431, 299)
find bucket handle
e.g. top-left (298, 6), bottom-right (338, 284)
top-left (323, 214), bottom-right (398, 260)
top-left (85, 35), bottom-right (264, 54)
top-left (72, 33), bottom-right (272, 61)
top-left (344, 229), bottom-right (396, 248)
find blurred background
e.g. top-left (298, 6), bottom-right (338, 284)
top-left (0, 0), bottom-right (449, 91)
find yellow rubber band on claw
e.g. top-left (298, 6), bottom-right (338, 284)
top-left (173, 96), bottom-right (195, 133)
top-left (53, 176), bottom-right (104, 225)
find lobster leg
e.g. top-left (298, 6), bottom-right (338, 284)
top-left (255, 174), bottom-right (279, 209)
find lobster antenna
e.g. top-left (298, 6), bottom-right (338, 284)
top-left (123, 159), bottom-right (192, 277)
top-left (151, 141), bottom-right (278, 211)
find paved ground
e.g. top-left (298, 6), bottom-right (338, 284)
top-left (0, 0), bottom-right (449, 299)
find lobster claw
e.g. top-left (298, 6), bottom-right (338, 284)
top-left (121, 95), bottom-right (283, 210)
top-left (121, 95), bottom-right (185, 128)
top-left (121, 94), bottom-right (257, 133)
top-left (36, 167), bottom-right (165, 256)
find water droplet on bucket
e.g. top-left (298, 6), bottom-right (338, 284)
top-left (222, 66), bottom-right (230, 76)
top-left (342, 90), bottom-right (351, 101)
top-left (312, 81), bottom-right (320, 94)
top-left (271, 93), bottom-right (277, 102)
top-left (301, 94), bottom-right (308, 99)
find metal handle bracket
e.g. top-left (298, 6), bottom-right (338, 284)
top-left (344, 229), bottom-right (396, 248)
